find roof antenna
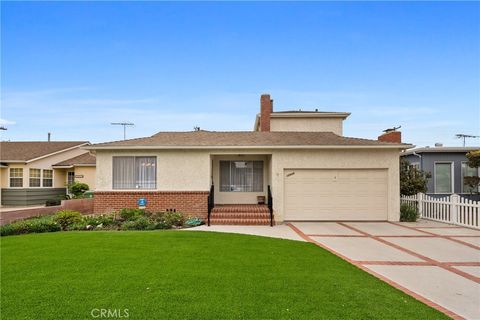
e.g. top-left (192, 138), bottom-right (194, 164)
top-left (193, 126), bottom-right (201, 131)
top-left (48, 132), bottom-right (51, 142)
top-left (383, 126), bottom-right (401, 133)
top-left (111, 122), bottom-right (134, 140)
top-left (455, 134), bottom-right (480, 147)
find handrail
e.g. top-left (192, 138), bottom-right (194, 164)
top-left (207, 184), bottom-right (214, 226)
top-left (267, 185), bottom-right (273, 227)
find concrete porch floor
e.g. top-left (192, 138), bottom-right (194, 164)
top-left (191, 220), bottom-right (480, 319)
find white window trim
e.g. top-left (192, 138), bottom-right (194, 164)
top-left (8, 167), bottom-right (24, 188)
top-left (461, 161), bottom-right (480, 194)
top-left (29, 168), bottom-right (42, 188)
top-left (434, 161), bottom-right (454, 194)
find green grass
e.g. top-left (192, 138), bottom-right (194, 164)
top-left (1, 231), bottom-right (448, 319)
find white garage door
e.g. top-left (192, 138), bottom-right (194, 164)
top-left (284, 169), bottom-right (388, 221)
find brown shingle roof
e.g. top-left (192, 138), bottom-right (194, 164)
top-left (0, 141), bottom-right (89, 162)
top-left (53, 152), bottom-right (96, 167)
top-left (87, 131), bottom-right (409, 148)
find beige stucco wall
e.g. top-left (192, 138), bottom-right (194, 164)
top-left (270, 117), bottom-right (344, 135)
top-left (212, 154), bottom-right (270, 204)
top-left (94, 147), bottom-right (400, 222)
top-left (74, 166), bottom-right (96, 190)
top-left (95, 150), bottom-right (210, 191)
top-left (270, 149), bottom-right (400, 222)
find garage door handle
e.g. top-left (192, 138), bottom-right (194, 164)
top-left (286, 172), bottom-right (295, 177)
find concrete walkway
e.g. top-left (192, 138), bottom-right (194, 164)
top-left (192, 220), bottom-right (480, 319)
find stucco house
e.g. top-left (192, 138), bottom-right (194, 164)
top-left (401, 146), bottom-right (480, 197)
top-left (0, 141), bottom-right (96, 206)
top-left (86, 94), bottom-right (410, 225)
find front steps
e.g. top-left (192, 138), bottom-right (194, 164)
top-left (210, 204), bottom-right (272, 226)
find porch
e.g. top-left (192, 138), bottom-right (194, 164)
top-left (207, 154), bottom-right (274, 226)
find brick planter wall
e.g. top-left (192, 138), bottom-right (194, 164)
top-left (93, 191), bottom-right (209, 218)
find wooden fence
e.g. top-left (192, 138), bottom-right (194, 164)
top-left (401, 193), bottom-right (479, 229)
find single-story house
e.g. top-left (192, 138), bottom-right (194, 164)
top-left (86, 94), bottom-right (410, 224)
top-left (0, 141), bottom-right (96, 206)
top-left (401, 146), bottom-right (480, 196)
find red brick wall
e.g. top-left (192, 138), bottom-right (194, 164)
top-left (93, 191), bottom-right (209, 218)
top-left (378, 131), bottom-right (401, 143)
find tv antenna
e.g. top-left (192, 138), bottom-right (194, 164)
top-left (455, 134), bottom-right (480, 147)
top-left (0, 126), bottom-right (7, 131)
top-left (111, 122), bottom-right (134, 140)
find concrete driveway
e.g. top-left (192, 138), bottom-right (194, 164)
top-left (289, 220), bottom-right (480, 320)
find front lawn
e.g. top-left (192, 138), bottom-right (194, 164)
top-left (1, 231), bottom-right (447, 319)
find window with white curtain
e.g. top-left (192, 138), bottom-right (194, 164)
top-left (220, 161), bottom-right (263, 192)
top-left (434, 162), bottom-right (453, 193)
top-left (113, 156), bottom-right (156, 189)
top-left (462, 162), bottom-right (479, 193)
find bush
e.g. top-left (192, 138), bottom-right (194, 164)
top-left (1, 216), bottom-right (61, 236)
top-left (121, 217), bottom-right (152, 230)
top-left (54, 210), bottom-right (83, 230)
top-left (118, 208), bottom-right (147, 221)
top-left (45, 199), bottom-right (61, 207)
top-left (83, 214), bottom-right (117, 227)
top-left (163, 212), bottom-right (185, 227)
top-left (69, 182), bottom-right (90, 198)
top-left (400, 204), bottom-right (419, 222)
top-left (185, 217), bottom-right (204, 227)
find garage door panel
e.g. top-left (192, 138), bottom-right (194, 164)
top-left (284, 169), bottom-right (388, 221)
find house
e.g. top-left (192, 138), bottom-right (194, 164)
top-left (0, 141), bottom-right (96, 206)
top-left (86, 94), bottom-right (410, 224)
top-left (401, 146), bottom-right (480, 196)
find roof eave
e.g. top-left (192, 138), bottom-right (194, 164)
top-left (85, 144), bottom-right (412, 150)
top-left (270, 112), bottom-right (351, 119)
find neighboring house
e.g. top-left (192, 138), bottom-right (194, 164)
top-left (86, 94), bottom-right (410, 224)
top-left (402, 146), bottom-right (480, 196)
top-left (0, 141), bottom-right (96, 206)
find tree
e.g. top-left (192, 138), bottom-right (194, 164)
top-left (400, 159), bottom-right (431, 196)
top-left (464, 150), bottom-right (480, 194)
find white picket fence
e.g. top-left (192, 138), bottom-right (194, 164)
top-left (401, 193), bottom-right (479, 229)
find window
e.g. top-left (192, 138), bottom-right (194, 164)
top-left (220, 161), bottom-right (263, 192)
top-left (409, 163), bottom-right (420, 170)
top-left (43, 169), bottom-right (53, 187)
top-left (9, 168), bottom-right (23, 187)
top-left (67, 171), bottom-right (75, 186)
top-left (29, 169), bottom-right (41, 187)
top-left (462, 162), bottom-right (479, 193)
top-left (113, 156), bottom-right (156, 189)
top-left (434, 162), bottom-right (453, 193)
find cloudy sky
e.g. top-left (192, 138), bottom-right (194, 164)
top-left (1, 2), bottom-right (479, 146)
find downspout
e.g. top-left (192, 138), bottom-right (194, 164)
top-left (412, 151), bottom-right (423, 171)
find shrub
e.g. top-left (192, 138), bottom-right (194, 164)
top-left (54, 210), bottom-right (83, 230)
top-left (1, 216), bottom-right (61, 236)
top-left (163, 212), bottom-right (185, 227)
top-left (400, 204), bottom-right (419, 222)
top-left (83, 214), bottom-right (117, 227)
top-left (121, 217), bottom-right (152, 230)
top-left (119, 208), bottom-right (147, 221)
top-left (45, 199), bottom-right (61, 207)
top-left (185, 217), bottom-right (204, 227)
top-left (69, 182), bottom-right (90, 198)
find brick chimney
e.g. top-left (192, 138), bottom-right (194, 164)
top-left (378, 130), bottom-right (401, 143)
top-left (260, 94), bottom-right (272, 132)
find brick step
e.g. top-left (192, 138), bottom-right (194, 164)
top-left (210, 218), bottom-right (272, 225)
top-left (211, 212), bottom-right (271, 219)
top-left (212, 205), bottom-right (269, 213)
